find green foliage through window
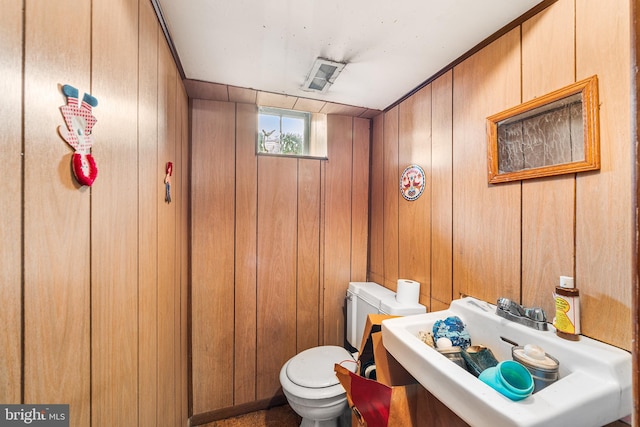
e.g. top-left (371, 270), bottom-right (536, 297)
top-left (257, 107), bottom-right (310, 156)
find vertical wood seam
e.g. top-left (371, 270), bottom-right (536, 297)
top-left (519, 23), bottom-right (524, 305)
top-left (233, 102), bottom-right (237, 406)
top-left (19, 0), bottom-right (26, 406)
top-left (319, 159), bottom-right (325, 346)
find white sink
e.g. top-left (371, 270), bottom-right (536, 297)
top-left (381, 297), bottom-right (632, 427)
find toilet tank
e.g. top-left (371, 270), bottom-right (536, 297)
top-left (346, 282), bottom-right (426, 350)
top-left (380, 296), bottom-right (426, 316)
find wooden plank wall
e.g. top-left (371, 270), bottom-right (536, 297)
top-left (178, 80), bottom-right (190, 427)
top-left (23, 3), bottom-right (92, 426)
top-left (234, 103), bottom-right (259, 406)
top-left (574, 0), bottom-right (632, 351)
top-left (430, 71), bottom-right (454, 312)
top-left (138, 1), bottom-right (160, 425)
top-left (92, 0), bottom-right (140, 424)
top-left (191, 100), bottom-right (236, 413)
top-left (368, 0), bottom-right (633, 351)
top-left (297, 159), bottom-right (322, 353)
top-left (256, 155), bottom-right (299, 399)
top-left (368, 115), bottom-right (385, 285)
top-left (324, 115), bottom-right (355, 344)
top-left (520, 0), bottom-right (576, 325)
top-left (452, 28), bottom-right (523, 305)
top-left (0, 0), bottom-right (24, 407)
top-left (351, 118), bottom-right (372, 282)
top-left (382, 107), bottom-right (400, 290)
top-left (157, 34), bottom-right (182, 427)
top-left (0, 1), bottom-right (190, 427)
top-left (190, 105), bottom-right (370, 418)
top-left (398, 86), bottom-right (431, 302)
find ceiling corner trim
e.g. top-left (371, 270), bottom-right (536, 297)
top-left (150, 0), bottom-right (186, 80)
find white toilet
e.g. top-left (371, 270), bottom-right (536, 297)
top-left (279, 282), bottom-right (426, 427)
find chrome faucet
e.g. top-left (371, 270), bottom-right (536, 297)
top-left (496, 297), bottom-right (548, 331)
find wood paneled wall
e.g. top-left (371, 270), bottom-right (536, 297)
top-left (382, 107), bottom-right (400, 289)
top-left (430, 71), bottom-right (454, 312)
top-left (190, 103), bottom-right (370, 419)
top-left (368, 0), bottom-right (632, 351)
top-left (574, 0), bottom-right (632, 352)
top-left (183, 78), bottom-right (381, 119)
top-left (191, 100), bottom-right (236, 412)
top-left (0, 0), bottom-right (22, 407)
top-left (138, 3), bottom-right (161, 425)
top-left (520, 0), bottom-right (576, 330)
top-left (452, 28), bottom-right (523, 306)
top-left (0, 1), bottom-right (190, 427)
top-left (256, 156), bottom-right (299, 399)
top-left (398, 87), bottom-right (432, 296)
top-left (23, 3), bottom-right (92, 424)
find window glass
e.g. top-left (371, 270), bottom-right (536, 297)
top-left (258, 107), bottom-right (322, 157)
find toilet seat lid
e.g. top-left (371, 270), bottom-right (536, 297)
top-left (286, 346), bottom-right (354, 388)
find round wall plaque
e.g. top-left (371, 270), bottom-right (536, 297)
top-left (400, 164), bottom-right (425, 201)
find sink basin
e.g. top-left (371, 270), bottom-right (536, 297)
top-left (381, 297), bottom-right (632, 427)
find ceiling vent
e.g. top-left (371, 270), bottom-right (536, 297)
top-left (301, 58), bottom-right (346, 93)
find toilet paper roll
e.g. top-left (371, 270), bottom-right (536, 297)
top-left (396, 279), bottom-right (420, 305)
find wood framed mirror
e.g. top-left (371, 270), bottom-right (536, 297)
top-left (487, 75), bottom-right (600, 184)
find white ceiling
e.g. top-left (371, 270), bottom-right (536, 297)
top-left (156, 0), bottom-right (544, 111)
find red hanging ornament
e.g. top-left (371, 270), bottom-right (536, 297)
top-left (164, 162), bottom-right (173, 203)
top-left (72, 152), bottom-right (98, 187)
top-left (58, 84), bottom-right (99, 186)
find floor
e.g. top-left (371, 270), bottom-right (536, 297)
top-left (199, 404), bottom-right (302, 427)
top-left (199, 404), bottom-right (353, 427)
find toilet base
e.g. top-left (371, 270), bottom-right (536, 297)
top-left (300, 417), bottom-right (336, 427)
top-left (298, 405), bottom-right (351, 427)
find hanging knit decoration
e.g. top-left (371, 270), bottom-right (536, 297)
top-left (58, 84), bottom-right (99, 186)
top-left (164, 162), bottom-right (173, 203)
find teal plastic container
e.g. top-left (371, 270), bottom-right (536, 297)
top-left (478, 360), bottom-right (534, 401)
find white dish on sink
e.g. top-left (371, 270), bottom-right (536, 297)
top-left (381, 296), bottom-right (632, 427)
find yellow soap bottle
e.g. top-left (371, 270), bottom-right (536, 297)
top-left (553, 276), bottom-right (580, 341)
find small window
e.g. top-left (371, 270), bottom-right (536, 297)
top-left (257, 107), bottom-right (311, 157)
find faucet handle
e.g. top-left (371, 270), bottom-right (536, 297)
top-left (497, 297), bottom-right (526, 317)
top-left (525, 307), bottom-right (546, 322)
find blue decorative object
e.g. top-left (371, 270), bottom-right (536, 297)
top-left (432, 316), bottom-right (472, 349)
